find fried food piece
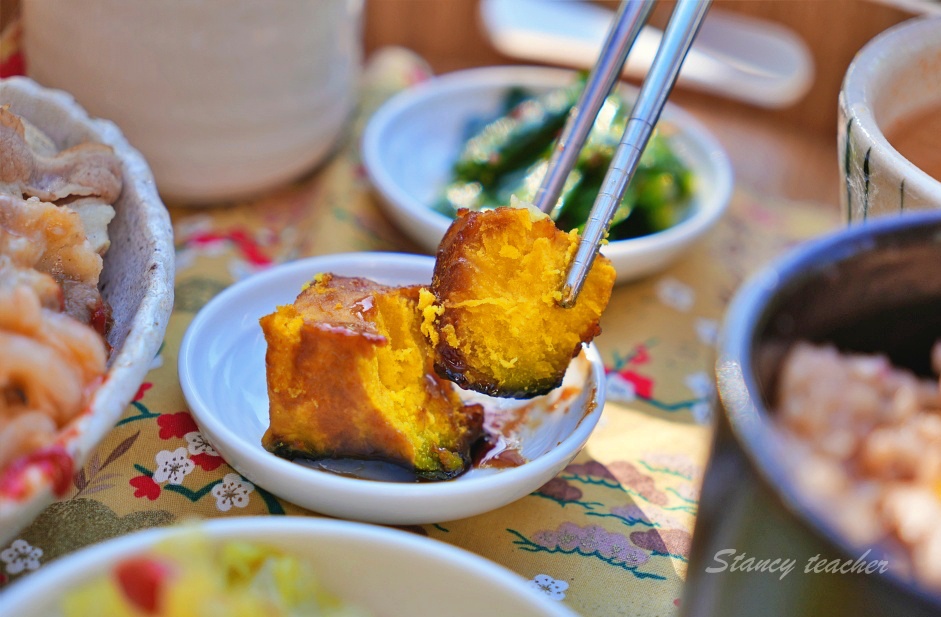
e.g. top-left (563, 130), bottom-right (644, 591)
top-left (0, 194), bottom-right (106, 327)
top-left (0, 269), bottom-right (107, 470)
top-left (0, 102), bottom-right (120, 331)
top-left (422, 205), bottom-right (616, 398)
top-left (0, 105), bottom-right (122, 204)
top-left (260, 274), bottom-right (483, 481)
top-left (0, 106), bottom-right (118, 258)
top-left (0, 107), bottom-right (115, 474)
top-left (66, 197), bottom-right (116, 255)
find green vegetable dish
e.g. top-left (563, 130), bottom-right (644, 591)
top-left (435, 75), bottom-right (696, 240)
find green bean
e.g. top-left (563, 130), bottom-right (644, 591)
top-left (439, 79), bottom-right (695, 240)
top-left (452, 76), bottom-right (586, 187)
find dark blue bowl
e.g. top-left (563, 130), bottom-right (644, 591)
top-left (683, 211), bottom-right (941, 616)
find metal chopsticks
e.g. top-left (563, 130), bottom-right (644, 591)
top-left (533, 0), bottom-right (655, 216)
top-left (538, 0), bottom-right (712, 308)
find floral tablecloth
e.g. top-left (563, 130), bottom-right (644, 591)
top-left (0, 37), bottom-right (840, 616)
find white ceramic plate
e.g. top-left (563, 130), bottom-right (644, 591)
top-left (179, 252), bottom-right (605, 524)
top-left (362, 65), bottom-right (734, 283)
top-left (2, 516), bottom-right (581, 617)
top-left (0, 77), bottom-right (174, 543)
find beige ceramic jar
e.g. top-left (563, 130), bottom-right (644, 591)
top-left (22, 0), bottom-right (363, 204)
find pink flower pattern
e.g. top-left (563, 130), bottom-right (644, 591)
top-left (537, 477), bottom-right (583, 502)
top-left (629, 529), bottom-right (693, 559)
top-left (530, 523), bottom-right (650, 568)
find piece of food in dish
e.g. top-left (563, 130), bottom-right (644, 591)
top-left (0, 105), bottom-right (122, 473)
top-left (435, 81), bottom-right (694, 240)
top-left (0, 105), bottom-right (120, 328)
top-left (775, 341), bottom-right (941, 589)
top-left (62, 535), bottom-right (371, 617)
top-left (421, 203), bottom-right (616, 399)
top-left (260, 273), bottom-right (484, 481)
top-left (0, 105), bottom-right (121, 257)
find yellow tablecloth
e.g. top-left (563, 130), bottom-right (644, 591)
top-left (0, 45), bottom-right (839, 616)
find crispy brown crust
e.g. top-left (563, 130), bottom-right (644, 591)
top-left (432, 209), bottom-right (490, 389)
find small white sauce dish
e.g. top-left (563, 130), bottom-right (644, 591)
top-left (2, 517), bottom-right (581, 617)
top-left (361, 65), bottom-right (734, 283)
top-left (178, 252), bottom-right (605, 525)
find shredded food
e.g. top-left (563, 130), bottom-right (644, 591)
top-left (776, 341), bottom-right (941, 589)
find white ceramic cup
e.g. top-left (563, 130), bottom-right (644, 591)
top-left (22, 0), bottom-right (363, 204)
top-left (838, 16), bottom-right (941, 223)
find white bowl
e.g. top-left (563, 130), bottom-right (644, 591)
top-left (839, 16), bottom-right (941, 223)
top-left (178, 252), bottom-right (605, 525)
top-left (0, 77), bottom-right (175, 543)
top-left (362, 65), bottom-right (734, 283)
top-left (1, 517), bottom-right (580, 617)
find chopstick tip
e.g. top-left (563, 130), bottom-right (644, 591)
top-left (559, 284), bottom-right (578, 309)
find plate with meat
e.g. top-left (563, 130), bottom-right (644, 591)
top-left (0, 77), bottom-right (174, 542)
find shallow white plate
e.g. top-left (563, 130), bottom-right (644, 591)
top-left (362, 65), bottom-right (734, 283)
top-left (2, 517), bottom-right (580, 617)
top-left (179, 252), bottom-right (605, 524)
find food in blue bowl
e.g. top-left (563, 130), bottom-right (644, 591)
top-left (684, 211), bottom-right (941, 616)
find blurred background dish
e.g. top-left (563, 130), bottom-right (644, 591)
top-left (361, 65), bottom-right (733, 283)
top-left (478, 0), bottom-right (814, 109)
top-left (839, 16), bottom-right (941, 223)
top-left (684, 210), bottom-right (941, 616)
top-left (178, 252), bottom-right (606, 525)
top-left (2, 517), bottom-right (581, 617)
top-left (0, 77), bottom-right (174, 544)
top-left (20, 0), bottom-right (363, 205)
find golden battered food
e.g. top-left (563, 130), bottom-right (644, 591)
top-left (422, 204), bottom-right (616, 398)
top-left (260, 274), bottom-right (483, 480)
